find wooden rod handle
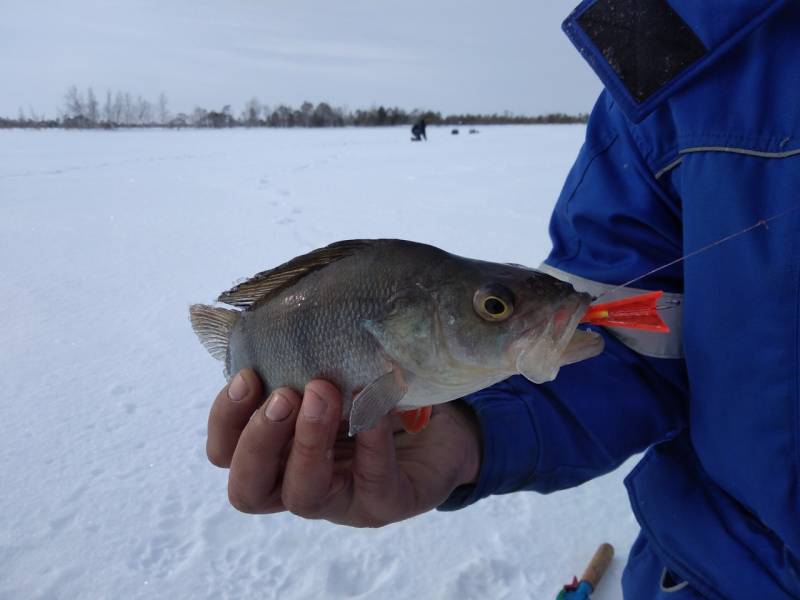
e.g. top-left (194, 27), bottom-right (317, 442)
top-left (581, 543), bottom-right (615, 589)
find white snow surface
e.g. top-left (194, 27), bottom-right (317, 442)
top-left (0, 126), bottom-right (638, 600)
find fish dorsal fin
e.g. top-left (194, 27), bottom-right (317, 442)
top-left (218, 239), bottom-right (372, 310)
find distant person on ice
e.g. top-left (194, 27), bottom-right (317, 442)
top-left (201, 3), bottom-right (800, 599)
top-left (411, 117), bottom-right (426, 141)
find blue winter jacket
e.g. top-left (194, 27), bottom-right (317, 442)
top-left (441, 2), bottom-right (800, 598)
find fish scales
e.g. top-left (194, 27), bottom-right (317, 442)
top-left (228, 242), bottom-right (427, 408)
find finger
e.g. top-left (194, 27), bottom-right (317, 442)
top-left (352, 415), bottom-right (399, 500)
top-left (206, 369), bottom-right (264, 468)
top-left (388, 411), bottom-right (405, 433)
top-left (282, 380), bottom-right (344, 518)
top-left (227, 387), bottom-right (301, 514)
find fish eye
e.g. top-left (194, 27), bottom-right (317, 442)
top-left (473, 285), bottom-right (514, 322)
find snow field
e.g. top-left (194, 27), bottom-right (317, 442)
top-left (0, 126), bottom-right (637, 599)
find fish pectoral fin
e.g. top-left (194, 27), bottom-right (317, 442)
top-left (398, 406), bottom-right (432, 434)
top-left (349, 370), bottom-right (408, 436)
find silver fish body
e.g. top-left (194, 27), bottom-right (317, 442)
top-left (191, 239), bottom-right (603, 434)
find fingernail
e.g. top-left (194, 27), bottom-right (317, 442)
top-left (302, 389), bottom-right (327, 422)
top-left (227, 374), bottom-right (249, 402)
top-left (265, 392), bottom-right (292, 422)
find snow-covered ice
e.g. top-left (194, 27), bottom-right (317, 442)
top-left (0, 126), bottom-right (638, 599)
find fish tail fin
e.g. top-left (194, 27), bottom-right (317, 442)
top-left (189, 304), bottom-right (240, 365)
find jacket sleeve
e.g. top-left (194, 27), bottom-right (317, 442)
top-left (440, 92), bottom-right (689, 510)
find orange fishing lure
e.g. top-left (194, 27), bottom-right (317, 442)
top-left (580, 291), bottom-right (669, 332)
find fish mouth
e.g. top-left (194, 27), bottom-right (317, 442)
top-left (512, 293), bottom-right (603, 383)
top-left (560, 329), bottom-right (604, 366)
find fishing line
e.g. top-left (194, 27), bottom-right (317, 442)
top-left (594, 203), bottom-right (800, 301)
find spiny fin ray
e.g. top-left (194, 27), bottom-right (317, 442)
top-left (217, 240), bottom-right (373, 310)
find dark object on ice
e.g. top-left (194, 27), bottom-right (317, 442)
top-left (469, 129), bottom-right (479, 134)
top-left (411, 117), bottom-right (427, 141)
top-left (451, 129), bottom-right (459, 135)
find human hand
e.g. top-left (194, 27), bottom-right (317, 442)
top-left (206, 369), bottom-right (482, 527)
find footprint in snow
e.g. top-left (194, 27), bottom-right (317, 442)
top-left (129, 533), bottom-right (194, 578)
top-left (110, 383), bottom-right (135, 396)
top-left (325, 551), bottom-right (398, 597)
top-left (157, 498), bottom-right (183, 531)
top-left (48, 510), bottom-right (78, 532)
top-left (449, 557), bottom-right (521, 600)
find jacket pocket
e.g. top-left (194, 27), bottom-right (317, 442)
top-left (623, 531), bottom-right (706, 599)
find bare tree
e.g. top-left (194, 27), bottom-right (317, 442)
top-left (170, 113), bottom-right (189, 127)
top-left (112, 91), bottom-right (124, 124)
top-left (191, 107), bottom-right (208, 126)
top-left (86, 87), bottom-right (99, 124)
top-left (311, 102), bottom-right (344, 127)
top-left (64, 85), bottom-right (85, 118)
top-left (274, 105), bottom-right (294, 127)
top-left (10, 89), bottom-right (589, 129)
top-left (299, 101), bottom-right (313, 127)
top-left (136, 96), bottom-right (153, 124)
top-left (103, 90), bottom-right (113, 123)
top-left (205, 105), bottom-right (234, 128)
top-left (122, 93), bottom-right (135, 125)
top-left (157, 92), bottom-right (170, 125)
top-left (243, 97), bottom-right (261, 126)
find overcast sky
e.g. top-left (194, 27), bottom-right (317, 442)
top-left (1, 0), bottom-right (602, 119)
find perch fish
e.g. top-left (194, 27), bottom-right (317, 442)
top-left (190, 239), bottom-right (604, 435)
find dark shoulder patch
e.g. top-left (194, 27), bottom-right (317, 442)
top-left (577, 0), bottom-right (707, 103)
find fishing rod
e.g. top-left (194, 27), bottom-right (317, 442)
top-left (556, 543), bottom-right (615, 599)
top-left (580, 204), bottom-right (800, 332)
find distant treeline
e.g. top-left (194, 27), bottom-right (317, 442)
top-left (1, 86), bottom-right (588, 129)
